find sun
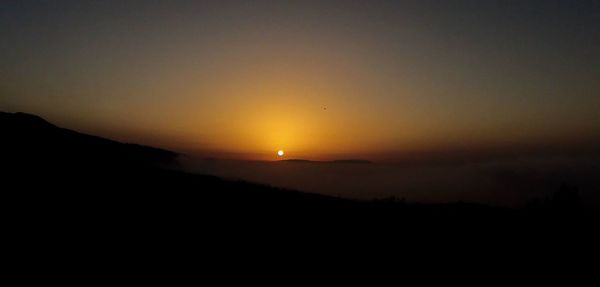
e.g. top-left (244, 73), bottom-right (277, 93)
top-left (277, 150), bottom-right (285, 157)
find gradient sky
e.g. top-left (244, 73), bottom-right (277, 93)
top-left (1, 0), bottom-right (599, 161)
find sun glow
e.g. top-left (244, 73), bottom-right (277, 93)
top-left (277, 150), bottom-right (285, 157)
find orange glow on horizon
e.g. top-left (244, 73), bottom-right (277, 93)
top-left (6, 2), bottom-right (599, 163)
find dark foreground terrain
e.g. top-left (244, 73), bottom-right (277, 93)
top-left (2, 111), bottom-right (597, 247)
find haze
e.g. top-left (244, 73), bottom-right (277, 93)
top-left (2, 1), bottom-right (599, 161)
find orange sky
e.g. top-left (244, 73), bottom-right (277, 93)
top-left (2, 1), bottom-right (599, 161)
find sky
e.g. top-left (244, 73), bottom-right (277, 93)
top-left (1, 0), bottom-right (599, 161)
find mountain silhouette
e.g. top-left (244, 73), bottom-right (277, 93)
top-left (2, 110), bottom-right (591, 242)
top-left (1, 111), bottom-right (178, 168)
top-left (1, 111), bottom-right (363, 222)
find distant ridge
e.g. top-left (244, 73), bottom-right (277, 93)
top-left (1, 110), bottom-right (574, 232)
top-left (11, 112), bottom-right (56, 126)
top-left (0, 111), bottom-right (178, 167)
top-left (280, 159), bottom-right (372, 164)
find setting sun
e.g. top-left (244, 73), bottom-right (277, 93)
top-left (3, 1), bottom-right (599, 226)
